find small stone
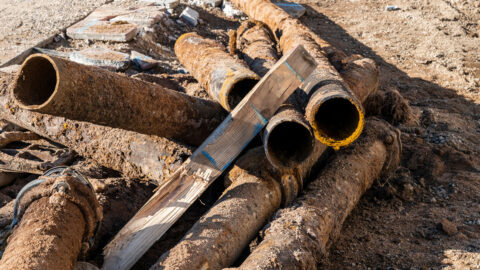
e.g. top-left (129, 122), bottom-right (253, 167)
top-left (189, 0), bottom-right (223, 8)
top-left (430, 197), bottom-right (437, 203)
top-left (222, 1), bottom-right (244, 18)
top-left (440, 218), bottom-right (458, 236)
top-left (274, 2), bottom-right (306, 18)
top-left (386, 5), bottom-right (400, 11)
top-left (180, 7), bottom-right (200, 26)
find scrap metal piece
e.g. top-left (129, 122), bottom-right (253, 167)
top-left (11, 54), bottom-right (226, 146)
top-left (175, 32), bottom-right (260, 111)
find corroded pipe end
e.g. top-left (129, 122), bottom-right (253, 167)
top-left (12, 54), bottom-right (60, 110)
top-left (175, 32), bottom-right (260, 111)
top-left (305, 84), bottom-right (365, 149)
top-left (263, 107), bottom-right (314, 168)
top-left (219, 70), bottom-right (259, 111)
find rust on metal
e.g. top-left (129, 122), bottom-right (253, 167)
top-left (234, 119), bottom-right (402, 270)
top-left (151, 147), bottom-right (283, 270)
top-left (175, 32), bottom-right (260, 111)
top-left (230, 0), bottom-right (364, 148)
top-left (0, 172), bottom-right (102, 270)
top-left (150, 54), bottom-right (380, 269)
top-left (0, 74), bottom-right (191, 182)
top-left (11, 54), bottom-right (226, 146)
top-left (236, 20), bottom-right (278, 77)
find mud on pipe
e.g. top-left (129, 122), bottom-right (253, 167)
top-left (11, 54), bottom-right (225, 146)
top-left (0, 168), bottom-right (102, 270)
top-left (230, 0), bottom-right (364, 148)
top-left (233, 119), bottom-right (402, 270)
top-left (0, 73), bottom-right (191, 183)
top-left (150, 56), bottom-right (380, 270)
top-left (234, 20), bottom-right (314, 168)
top-left (174, 32), bottom-right (260, 111)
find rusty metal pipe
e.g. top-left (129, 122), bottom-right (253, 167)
top-left (235, 20), bottom-right (314, 168)
top-left (150, 56), bottom-right (379, 270)
top-left (0, 169), bottom-right (102, 270)
top-left (150, 147), bottom-right (283, 270)
top-left (0, 74), bottom-right (191, 183)
top-left (11, 54), bottom-right (226, 146)
top-left (174, 32), bottom-right (260, 111)
top-left (233, 119), bottom-right (402, 270)
top-left (234, 19), bottom-right (378, 167)
top-left (231, 0), bottom-right (364, 148)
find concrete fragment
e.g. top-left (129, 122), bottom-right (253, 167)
top-left (189, 0), bottom-right (223, 8)
top-left (274, 2), bottom-right (305, 18)
top-left (139, 0), bottom-right (180, 9)
top-left (222, 1), bottom-right (244, 18)
top-left (130, 50), bottom-right (158, 70)
top-left (69, 48), bottom-right (130, 70)
top-left (67, 21), bottom-right (139, 42)
top-left (180, 7), bottom-right (200, 26)
top-left (110, 6), bottom-right (167, 27)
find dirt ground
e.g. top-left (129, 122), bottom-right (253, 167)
top-left (0, 0), bottom-right (479, 269)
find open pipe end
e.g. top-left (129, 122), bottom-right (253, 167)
top-left (264, 120), bottom-right (314, 169)
top-left (12, 54), bottom-right (59, 110)
top-left (220, 71), bottom-right (259, 111)
top-left (310, 96), bottom-right (364, 149)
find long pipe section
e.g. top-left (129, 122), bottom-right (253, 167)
top-left (150, 56), bottom-right (379, 270)
top-left (0, 171), bottom-right (102, 270)
top-left (231, 0), bottom-right (364, 149)
top-left (174, 32), bottom-right (260, 111)
top-left (11, 54), bottom-right (226, 146)
top-left (234, 119), bottom-right (402, 269)
top-left (0, 75), bottom-right (191, 183)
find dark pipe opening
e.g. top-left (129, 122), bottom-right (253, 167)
top-left (315, 98), bottom-right (360, 141)
top-left (267, 122), bottom-right (313, 167)
top-left (228, 78), bottom-right (258, 110)
top-left (14, 56), bottom-right (57, 107)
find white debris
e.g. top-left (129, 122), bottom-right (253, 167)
top-left (274, 2), bottom-right (306, 19)
top-left (189, 0), bottom-right (223, 8)
top-left (180, 7), bottom-right (200, 26)
top-left (69, 48), bottom-right (130, 71)
top-left (386, 5), bottom-right (400, 11)
top-left (131, 51), bottom-right (159, 70)
top-left (222, 1), bottom-right (244, 18)
top-left (140, 0), bottom-right (180, 9)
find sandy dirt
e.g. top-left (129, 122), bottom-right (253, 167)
top-left (0, 0), bottom-right (479, 269)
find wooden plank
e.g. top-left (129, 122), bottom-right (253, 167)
top-left (101, 45), bottom-right (317, 270)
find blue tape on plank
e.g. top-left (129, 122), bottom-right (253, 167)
top-left (284, 61), bottom-right (305, 82)
top-left (251, 104), bottom-right (268, 125)
top-left (202, 150), bottom-right (219, 169)
top-left (221, 122), bottom-right (266, 171)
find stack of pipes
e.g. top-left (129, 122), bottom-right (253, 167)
top-left (0, 0), bottom-right (402, 269)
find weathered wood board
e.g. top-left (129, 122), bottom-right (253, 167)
top-left (101, 45), bottom-right (317, 270)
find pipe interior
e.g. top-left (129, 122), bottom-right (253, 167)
top-left (13, 56), bottom-right (57, 107)
top-left (227, 78), bottom-right (258, 110)
top-left (267, 121), bottom-right (313, 167)
top-left (314, 97), bottom-right (360, 141)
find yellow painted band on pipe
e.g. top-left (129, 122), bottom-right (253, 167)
top-left (310, 98), bottom-right (365, 150)
top-left (219, 69), bottom-right (260, 111)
